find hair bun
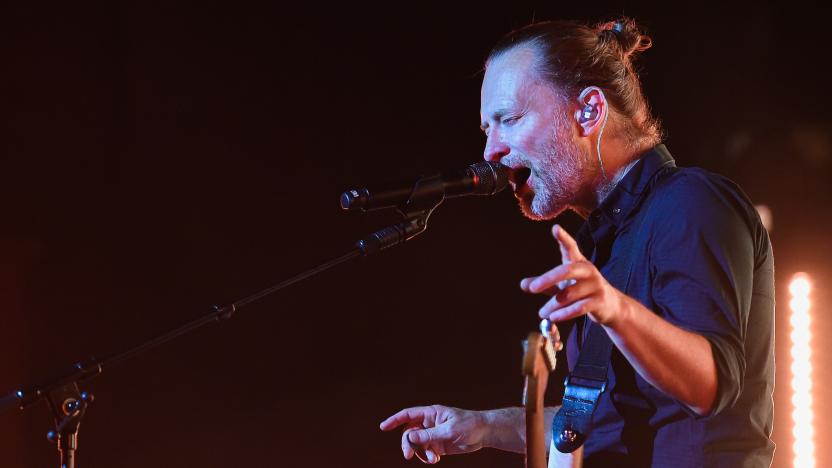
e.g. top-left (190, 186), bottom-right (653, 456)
top-left (596, 17), bottom-right (652, 61)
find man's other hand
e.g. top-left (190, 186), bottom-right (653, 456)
top-left (380, 405), bottom-right (489, 464)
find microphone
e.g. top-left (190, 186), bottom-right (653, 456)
top-left (340, 161), bottom-right (510, 212)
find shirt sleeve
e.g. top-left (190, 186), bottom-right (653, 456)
top-left (645, 172), bottom-right (757, 416)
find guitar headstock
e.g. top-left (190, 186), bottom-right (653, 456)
top-left (522, 320), bottom-right (563, 468)
top-left (522, 321), bottom-right (562, 376)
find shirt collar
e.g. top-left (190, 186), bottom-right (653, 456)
top-left (593, 144), bottom-right (677, 228)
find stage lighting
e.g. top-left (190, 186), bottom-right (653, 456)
top-left (789, 273), bottom-right (814, 468)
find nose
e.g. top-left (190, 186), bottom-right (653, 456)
top-left (483, 131), bottom-right (509, 162)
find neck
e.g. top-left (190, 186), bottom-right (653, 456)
top-left (572, 138), bottom-right (650, 219)
top-left (596, 157), bottom-right (639, 202)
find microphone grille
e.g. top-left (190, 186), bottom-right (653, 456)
top-left (469, 161), bottom-right (510, 195)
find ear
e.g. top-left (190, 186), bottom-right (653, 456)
top-left (574, 86), bottom-right (607, 137)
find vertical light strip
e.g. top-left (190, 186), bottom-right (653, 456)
top-left (789, 273), bottom-right (814, 468)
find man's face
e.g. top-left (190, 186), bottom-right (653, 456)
top-left (480, 46), bottom-right (590, 220)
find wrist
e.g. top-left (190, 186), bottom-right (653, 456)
top-left (601, 290), bottom-right (633, 329)
top-left (480, 407), bottom-right (524, 453)
top-left (479, 409), bottom-right (498, 448)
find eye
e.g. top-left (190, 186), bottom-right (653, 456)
top-left (501, 115), bottom-right (520, 126)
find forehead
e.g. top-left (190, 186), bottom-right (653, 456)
top-left (481, 46), bottom-right (555, 116)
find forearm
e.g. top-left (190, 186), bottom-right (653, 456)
top-left (481, 406), bottom-right (559, 454)
top-left (604, 295), bottom-right (717, 415)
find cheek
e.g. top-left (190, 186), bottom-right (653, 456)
top-left (512, 121), bottom-right (550, 155)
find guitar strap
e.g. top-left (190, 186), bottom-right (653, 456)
top-left (551, 164), bottom-right (677, 453)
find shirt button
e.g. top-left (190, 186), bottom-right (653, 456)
top-left (613, 207), bottom-right (621, 214)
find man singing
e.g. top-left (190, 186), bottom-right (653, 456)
top-left (380, 18), bottom-right (774, 467)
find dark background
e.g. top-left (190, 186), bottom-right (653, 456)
top-left (1, 1), bottom-right (829, 467)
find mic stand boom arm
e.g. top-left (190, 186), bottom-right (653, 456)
top-left (0, 173), bottom-right (446, 468)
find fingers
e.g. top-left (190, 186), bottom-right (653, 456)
top-left (416, 448), bottom-right (440, 464)
top-left (520, 276), bottom-right (562, 296)
top-left (383, 407), bottom-right (446, 464)
top-left (520, 227), bottom-right (611, 324)
top-left (552, 275), bottom-right (597, 309)
top-left (540, 297), bottom-right (596, 322)
top-left (412, 443), bottom-right (440, 464)
top-left (552, 224), bottom-right (584, 263)
top-left (522, 262), bottom-right (594, 295)
top-left (407, 425), bottom-right (450, 445)
top-left (380, 406), bottom-right (431, 431)
top-left (520, 265), bottom-right (566, 294)
top-left (538, 273), bottom-right (599, 319)
top-left (406, 427), bottom-right (446, 464)
top-left (401, 427), bottom-right (418, 460)
top-left (403, 426), bottom-right (440, 463)
top-left (520, 226), bottom-right (587, 296)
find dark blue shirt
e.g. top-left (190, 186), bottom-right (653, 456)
top-left (565, 145), bottom-right (775, 467)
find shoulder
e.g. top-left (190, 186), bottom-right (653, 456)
top-left (653, 167), bottom-right (749, 207)
top-left (637, 166), bottom-right (771, 264)
top-left (646, 167), bottom-right (760, 233)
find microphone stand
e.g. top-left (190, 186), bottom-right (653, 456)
top-left (0, 175), bottom-right (448, 468)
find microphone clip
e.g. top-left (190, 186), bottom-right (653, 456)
top-left (394, 173), bottom-right (446, 220)
top-left (353, 174), bottom-right (446, 256)
top-left (355, 174), bottom-right (445, 256)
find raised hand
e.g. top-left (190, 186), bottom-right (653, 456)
top-left (520, 225), bottom-right (624, 326)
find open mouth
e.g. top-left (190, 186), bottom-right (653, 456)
top-left (510, 166), bottom-right (532, 193)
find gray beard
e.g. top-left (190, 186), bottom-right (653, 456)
top-left (521, 117), bottom-right (592, 220)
